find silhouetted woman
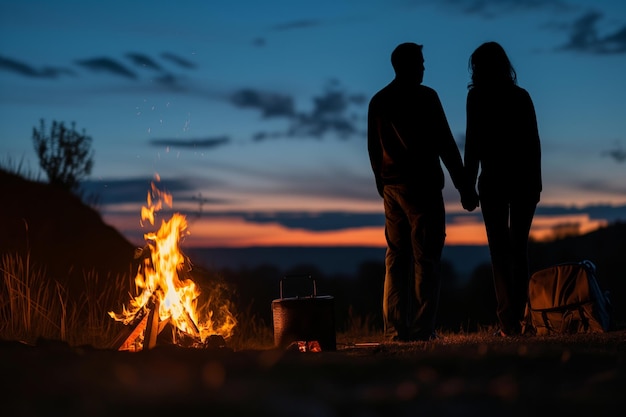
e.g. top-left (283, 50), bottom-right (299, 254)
top-left (464, 41), bottom-right (542, 336)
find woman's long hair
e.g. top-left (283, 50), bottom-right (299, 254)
top-left (468, 41), bottom-right (517, 89)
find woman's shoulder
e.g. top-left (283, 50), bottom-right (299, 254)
top-left (417, 84), bottom-right (444, 102)
top-left (470, 84), bottom-right (532, 100)
top-left (510, 86), bottom-right (535, 107)
top-left (511, 84), bottom-right (530, 95)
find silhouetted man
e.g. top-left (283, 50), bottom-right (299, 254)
top-left (368, 42), bottom-right (477, 341)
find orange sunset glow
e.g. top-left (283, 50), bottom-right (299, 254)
top-left (103, 209), bottom-right (611, 250)
top-left (180, 215), bottom-right (607, 247)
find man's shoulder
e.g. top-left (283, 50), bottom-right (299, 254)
top-left (416, 84), bottom-right (442, 104)
top-left (372, 82), bottom-right (395, 96)
top-left (418, 84), bottom-right (437, 94)
top-left (371, 82), bottom-right (438, 99)
top-left (369, 83), bottom-right (395, 106)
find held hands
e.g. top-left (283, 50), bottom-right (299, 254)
top-left (461, 187), bottom-right (479, 212)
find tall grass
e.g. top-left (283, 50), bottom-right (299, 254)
top-left (227, 303), bottom-right (275, 350)
top-left (0, 156), bottom-right (42, 182)
top-left (1, 252), bottom-right (57, 343)
top-left (0, 251), bottom-right (132, 347)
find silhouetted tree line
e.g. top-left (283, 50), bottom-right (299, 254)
top-left (198, 221), bottom-right (626, 335)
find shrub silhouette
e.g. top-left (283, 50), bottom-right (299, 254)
top-left (32, 118), bottom-right (94, 193)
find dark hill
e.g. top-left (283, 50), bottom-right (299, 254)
top-left (0, 168), bottom-right (136, 297)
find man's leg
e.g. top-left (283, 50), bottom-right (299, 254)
top-left (383, 185), bottom-right (411, 340)
top-left (408, 192), bottom-right (445, 340)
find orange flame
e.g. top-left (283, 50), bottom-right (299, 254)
top-left (109, 174), bottom-right (236, 349)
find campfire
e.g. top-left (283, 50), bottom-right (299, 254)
top-left (108, 174), bottom-right (236, 351)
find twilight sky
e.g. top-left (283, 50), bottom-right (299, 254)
top-left (1, 0), bottom-right (625, 249)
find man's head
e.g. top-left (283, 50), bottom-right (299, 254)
top-left (391, 42), bottom-right (424, 83)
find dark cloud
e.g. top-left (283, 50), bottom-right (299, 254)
top-left (0, 55), bottom-right (74, 78)
top-left (237, 84), bottom-right (367, 140)
top-left (575, 180), bottom-right (626, 201)
top-left (75, 57), bottom-right (137, 79)
top-left (125, 53), bottom-right (163, 71)
top-left (149, 136), bottom-right (231, 149)
top-left (431, 0), bottom-right (626, 55)
top-left (270, 19), bottom-right (321, 31)
top-left (231, 88), bottom-right (296, 118)
top-left (242, 211), bottom-right (383, 231)
top-left (88, 175), bottom-right (626, 233)
top-left (287, 115), bottom-right (359, 139)
top-left (536, 203), bottom-right (626, 223)
top-left (82, 178), bottom-right (162, 206)
top-left (604, 27), bottom-right (626, 53)
top-left (82, 177), bottom-right (201, 206)
top-left (2, 50), bottom-right (366, 142)
top-left (185, 204), bottom-right (626, 232)
top-left (1, 52), bottom-right (197, 85)
top-left (151, 73), bottom-right (186, 88)
top-left (435, 0), bottom-right (571, 18)
top-left (557, 11), bottom-right (626, 54)
top-left (3, 52), bottom-right (364, 142)
top-left (160, 52), bottom-right (197, 69)
top-left (602, 143), bottom-right (626, 163)
top-left (251, 131), bottom-right (283, 141)
top-left (288, 89), bottom-right (367, 139)
top-left (252, 37), bottom-right (267, 47)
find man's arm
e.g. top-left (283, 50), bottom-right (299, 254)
top-left (431, 91), bottom-right (465, 190)
top-left (367, 98), bottom-right (385, 198)
top-left (433, 90), bottom-right (478, 211)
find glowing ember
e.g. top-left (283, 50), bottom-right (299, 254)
top-left (109, 174), bottom-right (236, 350)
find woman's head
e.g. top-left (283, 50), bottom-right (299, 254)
top-left (468, 41), bottom-right (517, 88)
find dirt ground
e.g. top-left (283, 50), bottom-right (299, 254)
top-left (2, 330), bottom-right (626, 417)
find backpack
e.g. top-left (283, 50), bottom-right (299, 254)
top-left (523, 260), bottom-right (613, 335)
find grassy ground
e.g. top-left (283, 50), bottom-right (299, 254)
top-left (2, 239), bottom-right (625, 417)
top-left (2, 330), bottom-right (625, 417)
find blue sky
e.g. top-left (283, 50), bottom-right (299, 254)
top-left (1, 0), bottom-right (625, 248)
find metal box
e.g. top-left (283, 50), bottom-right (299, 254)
top-left (272, 275), bottom-right (336, 351)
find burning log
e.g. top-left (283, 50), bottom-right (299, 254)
top-left (143, 296), bottom-right (161, 350)
top-left (109, 313), bottom-right (149, 351)
top-left (109, 295), bottom-right (157, 351)
top-left (110, 295), bottom-right (199, 351)
top-left (107, 176), bottom-right (236, 351)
